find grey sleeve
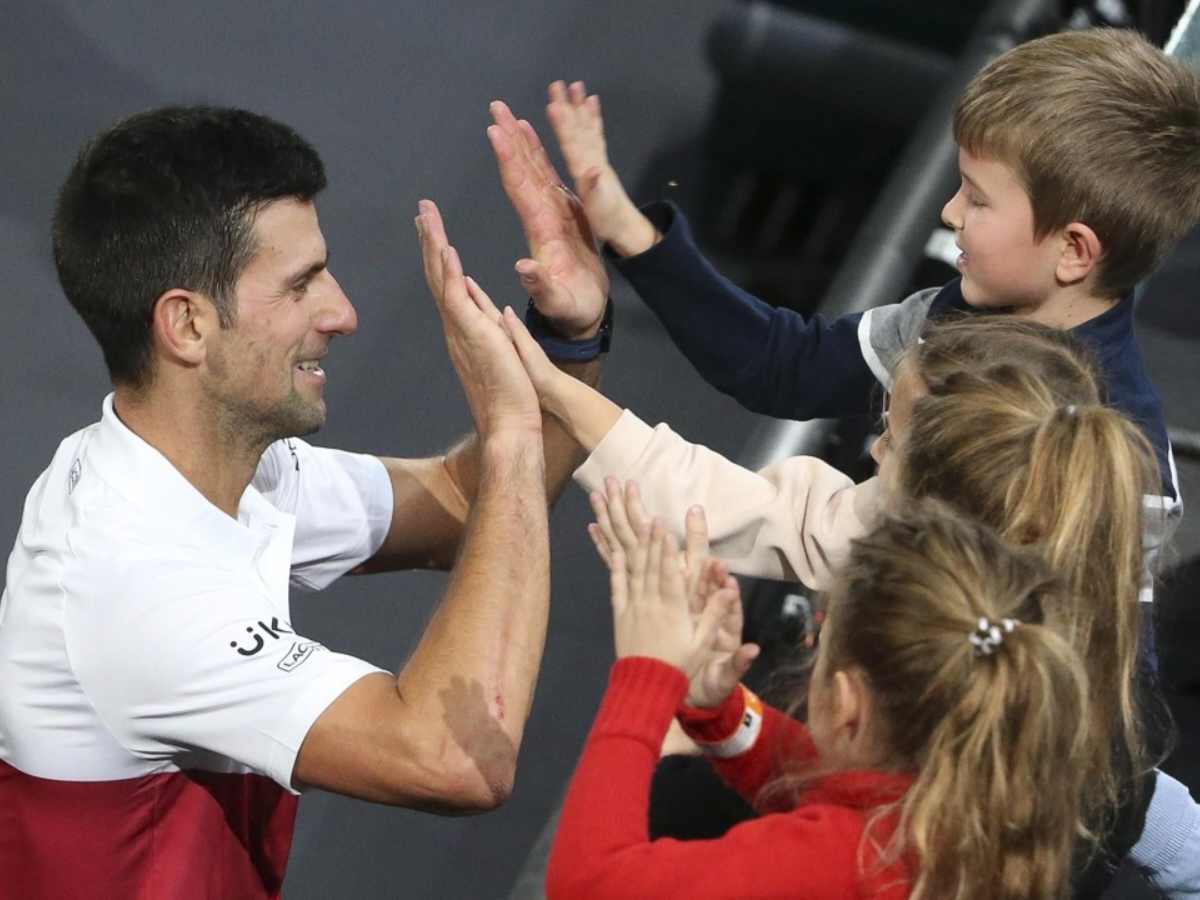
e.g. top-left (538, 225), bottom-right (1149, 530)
top-left (1131, 769), bottom-right (1200, 898)
top-left (856, 287), bottom-right (940, 390)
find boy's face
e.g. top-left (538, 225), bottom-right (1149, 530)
top-left (941, 148), bottom-right (1063, 310)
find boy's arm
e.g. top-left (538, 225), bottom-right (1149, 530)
top-left (540, 80), bottom-right (888, 420)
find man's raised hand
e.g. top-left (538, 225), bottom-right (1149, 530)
top-left (488, 100), bottom-right (609, 339)
top-left (416, 199), bottom-right (540, 438)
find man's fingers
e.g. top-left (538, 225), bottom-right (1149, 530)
top-left (517, 119), bottom-right (562, 187)
top-left (416, 199), bottom-right (451, 294)
top-left (464, 276), bottom-right (503, 325)
top-left (515, 258), bottom-right (566, 311)
top-left (568, 80), bottom-right (587, 105)
top-left (489, 99), bottom-right (522, 136)
top-left (548, 80), bottom-right (569, 104)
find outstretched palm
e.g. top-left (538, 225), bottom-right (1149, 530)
top-left (488, 100), bottom-right (610, 339)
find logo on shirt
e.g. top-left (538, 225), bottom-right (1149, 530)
top-left (229, 616), bottom-right (295, 657)
top-left (277, 641), bottom-right (323, 672)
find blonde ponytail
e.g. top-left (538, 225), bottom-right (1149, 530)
top-left (822, 504), bottom-right (1091, 900)
top-left (900, 317), bottom-right (1158, 823)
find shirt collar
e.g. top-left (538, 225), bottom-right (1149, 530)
top-left (801, 768), bottom-right (914, 810)
top-left (89, 393), bottom-right (289, 564)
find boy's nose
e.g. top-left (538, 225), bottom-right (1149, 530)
top-left (941, 191), bottom-right (963, 231)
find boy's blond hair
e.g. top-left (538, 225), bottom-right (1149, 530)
top-left (954, 28), bottom-right (1200, 298)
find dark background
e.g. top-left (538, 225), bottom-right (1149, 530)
top-left (1, 2), bottom-right (1195, 897)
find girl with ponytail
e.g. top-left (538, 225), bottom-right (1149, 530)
top-left (895, 317), bottom-right (1160, 842)
top-left (547, 502), bottom-right (1091, 900)
top-left (507, 311), bottom-right (1195, 893)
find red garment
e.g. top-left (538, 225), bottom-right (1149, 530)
top-left (547, 658), bottom-right (914, 900)
top-left (0, 760), bottom-right (296, 899)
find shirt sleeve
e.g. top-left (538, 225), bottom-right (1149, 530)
top-left (253, 439), bottom-right (394, 590)
top-left (609, 202), bottom-right (879, 420)
top-left (546, 657), bottom-right (861, 900)
top-left (1130, 769), bottom-right (1200, 898)
top-left (675, 686), bottom-right (817, 813)
top-left (66, 566), bottom-right (386, 794)
top-left (574, 410), bottom-right (877, 589)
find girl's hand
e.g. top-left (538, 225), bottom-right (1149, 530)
top-left (502, 305), bottom-right (569, 411)
top-left (596, 482), bottom-right (758, 699)
top-left (609, 522), bottom-right (735, 677)
top-left (684, 558), bottom-right (759, 709)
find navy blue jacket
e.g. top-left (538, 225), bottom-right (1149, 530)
top-left (612, 201), bottom-right (1180, 508)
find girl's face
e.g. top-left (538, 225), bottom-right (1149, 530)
top-left (870, 358), bottom-right (926, 509)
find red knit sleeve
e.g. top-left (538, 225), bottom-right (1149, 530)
top-left (676, 687), bottom-right (818, 811)
top-left (546, 658), bottom-right (865, 900)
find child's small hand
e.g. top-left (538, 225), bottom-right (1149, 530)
top-left (546, 81), bottom-right (658, 256)
top-left (591, 483), bottom-right (756, 705)
top-left (609, 522), bottom-right (735, 677)
top-left (684, 559), bottom-right (759, 709)
top-left (502, 306), bottom-right (568, 411)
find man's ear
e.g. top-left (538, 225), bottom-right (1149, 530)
top-left (1055, 221), bottom-right (1104, 287)
top-left (150, 289), bottom-right (219, 368)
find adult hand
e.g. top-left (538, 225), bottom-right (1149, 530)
top-left (416, 199), bottom-right (540, 438)
top-left (609, 521), bottom-right (736, 678)
top-left (488, 99), bottom-right (610, 339)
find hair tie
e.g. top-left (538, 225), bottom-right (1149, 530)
top-left (969, 616), bottom-right (1018, 657)
top-left (1064, 404), bottom-right (1078, 416)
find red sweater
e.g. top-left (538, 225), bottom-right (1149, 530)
top-left (547, 657), bottom-right (914, 900)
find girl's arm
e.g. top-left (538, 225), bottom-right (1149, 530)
top-left (503, 308), bottom-right (879, 590)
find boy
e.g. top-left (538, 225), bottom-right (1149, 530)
top-left (526, 29), bottom-right (1198, 542)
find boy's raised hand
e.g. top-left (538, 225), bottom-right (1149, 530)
top-left (545, 81), bottom-right (660, 258)
top-left (416, 199), bottom-right (540, 438)
top-left (487, 99), bottom-right (609, 339)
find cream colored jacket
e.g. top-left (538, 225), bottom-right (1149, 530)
top-left (574, 410), bottom-right (880, 590)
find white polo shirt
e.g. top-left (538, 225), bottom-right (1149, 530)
top-left (0, 394), bottom-right (393, 899)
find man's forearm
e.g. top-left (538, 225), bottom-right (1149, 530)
top-left (445, 357), bottom-right (603, 507)
top-left (395, 430), bottom-right (549, 799)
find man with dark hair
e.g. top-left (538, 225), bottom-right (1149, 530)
top-left (0, 105), bottom-right (611, 898)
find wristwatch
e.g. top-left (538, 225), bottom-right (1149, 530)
top-left (524, 298), bottom-right (613, 362)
